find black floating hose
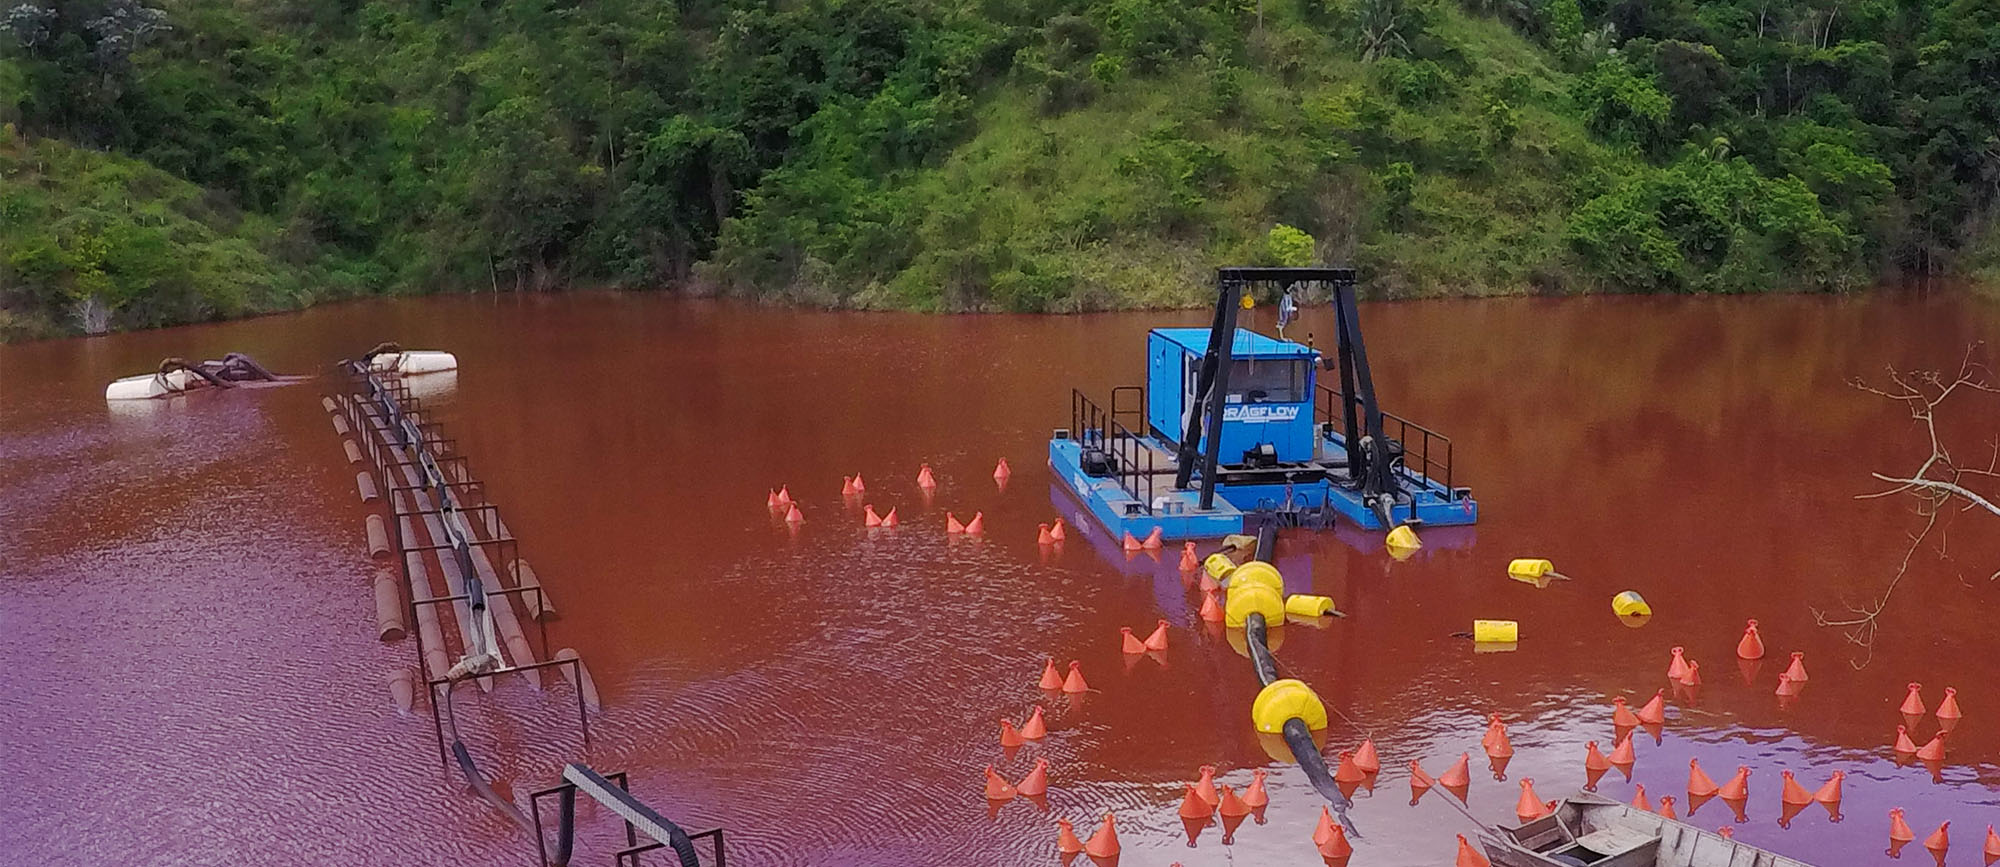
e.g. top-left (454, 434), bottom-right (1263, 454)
top-left (1245, 613), bottom-right (1281, 687)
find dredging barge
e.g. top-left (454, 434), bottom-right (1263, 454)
top-left (1051, 266), bottom-right (1478, 540)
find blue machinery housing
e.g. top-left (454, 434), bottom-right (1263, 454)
top-left (1050, 267), bottom-right (1478, 540)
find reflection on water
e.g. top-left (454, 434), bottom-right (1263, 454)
top-left (1, 289), bottom-right (1997, 865)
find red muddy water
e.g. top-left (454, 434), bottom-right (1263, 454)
top-left (2, 290), bottom-right (1998, 866)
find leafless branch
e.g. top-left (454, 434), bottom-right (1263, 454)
top-left (1824, 344), bottom-right (1996, 666)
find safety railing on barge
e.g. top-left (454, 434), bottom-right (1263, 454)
top-left (1070, 387), bottom-right (1157, 512)
top-left (1316, 383), bottom-right (1459, 495)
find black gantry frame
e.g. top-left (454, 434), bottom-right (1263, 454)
top-left (1173, 267), bottom-right (1398, 519)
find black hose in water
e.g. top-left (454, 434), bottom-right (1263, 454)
top-left (1246, 610), bottom-right (1357, 835)
top-left (1244, 613), bottom-right (1281, 687)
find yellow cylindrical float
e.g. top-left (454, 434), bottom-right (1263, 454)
top-left (365, 514), bottom-right (392, 560)
top-left (1204, 553), bottom-right (1237, 580)
top-left (1250, 678), bottom-right (1328, 733)
top-left (1229, 561), bottom-right (1284, 594)
top-left (1225, 582), bottom-right (1285, 628)
top-left (373, 572), bottom-right (406, 641)
top-left (1508, 558), bottom-right (1554, 578)
top-left (1472, 619), bottom-right (1519, 643)
top-left (1611, 591), bottom-right (1651, 617)
top-left (1385, 524), bottom-right (1422, 550)
top-left (1284, 594), bottom-right (1335, 617)
top-left (343, 439), bottom-right (363, 464)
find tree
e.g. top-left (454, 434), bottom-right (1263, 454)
top-left (1817, 349), bottom-right (1999, 665)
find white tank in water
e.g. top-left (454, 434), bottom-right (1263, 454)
top-left (369, 350), bottom-right (459, 376)
top-left (104, 369), bottom-right (200, 401)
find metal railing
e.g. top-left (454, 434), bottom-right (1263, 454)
top-left (1071, 388), bottom-right (1157, 512)
top-left (1316, 383), bottom-right (1457, 494)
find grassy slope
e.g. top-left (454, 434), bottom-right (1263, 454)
top-left (0, 128), bottom-right (308, 340)
top-left (831, 7), bottom-right (1634, 310)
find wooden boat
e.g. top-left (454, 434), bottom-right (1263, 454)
top-left (1482, 792), bottom-right (1813, 867)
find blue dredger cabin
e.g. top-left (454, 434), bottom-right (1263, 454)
top-left (1051, 266), bottom-right (1478, 541)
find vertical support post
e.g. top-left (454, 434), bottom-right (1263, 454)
top-left (1174, 274), bottom-right (1242, 513)
top-left (1332, 275), bottom-right (1395, 516)
top-left (1331, 288), bottom-right (1362, 473)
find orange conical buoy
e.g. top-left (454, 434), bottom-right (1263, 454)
top-left (1679, 659), bottom-right (1702, 687)
top-left (1585, 741), bottom-right (1611, 772)
top-left (1668, 646), bottom-right (1690, 680)
top-left (1037, 523), bottom-right (1054, 544)
top-left (852, 473), bottom-right (865, 492)
top-left (1890, 808), bottom-right (1915, 842)
top-left (1319, 822), bottom-right (1354, 861)
top-left (1916, 731), bottom-right (1946, 762)
top-left (1199, 572), bottom-right (1220, 593)
top-left (1409, 760), bottom-right (1436, 803)
top-left (1780, 770), bottom-right (1810, 805)
top-left (916, 464), bottom-right (937, 488)
top-left (1313, 806), bottom-right (1337, 846)
top-left (1737, 619), bottom-right (1765, 659)
top-left (1179, 542), bottom-right (1199, 572)
top-left (1717, 766), bottom-right (1750, 801)
top-left (1632, 784), bottom-right (1652, 812)
top-left (1194, 765), bottom-right (1220, 807)
top-left (1056, 818), bottom-right (1084, 856)
top-left (1486, 727), bottom-right (1514, 759)
top-left (984, 765), bottom-right (1017, 800)
top-left (1021, 706), bottom-right (1048, 739)
top-left (1083, 813), bottom-right (1119, 858)
top-left (1178, 783), bottom-right (1212, 818)
top-left (1142, 526), bottom-right (1164, 550)
top-left (1481, 713), bottom-right (1506, 748)
top-left (1516, 778), bottom-right (1551, 822)
top-left (1689, 758), bottom-right (1720, 797)
top-left (1061, 661), bottom-right (1089, 694)
top-left (1245, 768), bottom-right (1270, 809)
top-left (1902, 682), bottom-right (1927, 715)
top-left (965, 512), bottom-right (986, 534)
top-left (1895, 725), bottom-right (1920, 753)
top-left (1120, 627), bottom-right (1146, 654)
top-left (1143, 620), bottom-right (1170, 652)
top-left (841, 475), bottom-right (857, 496)
top-left (1812, 770), bottom-right (1844, 804)
top-left (1354, 738), bottom-right (1382, 774)
top-left (1000, 719), bottom-right (1025, 748)
top-left (1609, 735), bottom-right (1636, 766)
top-left (1122, 531), bottom-right (1143, 551)
top-left (994, 458), bottom-right (1011, 480)
top-left (946, 513), bottom-right (965, 533)
top-left (767, 489), bottom-right (784, 508)
top-left (1636, 689), bottom-right (1667, 725)
top-left (1784, 651), bottom-right (1809, 683)
top-left (1983, 824), bottom-right (2000, 860)
top-left (1016, 758), bottom-right (1049, 797)
top-left (1439, 753), bottom-right (1472, 788)
top-left (1658, 795), bottom-right (1677, 819)
top-left (1612, 697), bottom-right (1639, 728)
top-left (1039, 659), bottom-right (1064, 691)
top-left (1334, 750), bottom-right (1366, 783)
top-left (776, 485), bottom-right (794, 505)
top-left (1927, 821), bottom-right (1951, 855)
top-left (1456, 834), bottom-right (1492, 867)
top-left (1050, 519), bottom-right (1066, 541)
top-left (785, 504), bottom-right (804, 524)
top-left (864, 505), bottom-right (883, 527)
top-left (1718, 826), bottom-right (1734, 839)
top-left (1218, 784), bottom-right (1250, 818)
top-left (881, 507), bottom-right (898, 527)
top-left (1776, 673), bottom-right (1802, 697)
top-left (1199, 590), bottom-right (1224, 622)
top-left (1938, 686), bottom-right (1962, 720)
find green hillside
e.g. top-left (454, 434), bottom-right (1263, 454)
top-left (1, 0), bottom-right (1996, 336)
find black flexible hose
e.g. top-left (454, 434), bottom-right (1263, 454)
top-left (1245, 613), bottom-right (1281, 687)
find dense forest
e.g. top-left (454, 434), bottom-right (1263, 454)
top-left (0, 0), bottom-right (1996, 338)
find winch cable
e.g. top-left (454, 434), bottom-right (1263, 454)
top-left (1234, 519), bottom-right (1359, 836)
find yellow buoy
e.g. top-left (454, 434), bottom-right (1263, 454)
top-left (1229, 561), bottom-right (1284, 593)
top-left (1508, 558), bottom-right (1554, 578)
top-left (1472, 619), bottom-right (1519, 643)
top-left (1204, 553), bottom-right (1238, 580)
top-left (1385, 524), bottom-right (1422, 550)
top-left (1284, 593), bottom-right (1335, 617)
top-left (1250, 678), bottom-right (1328, 733)
top-left (1225, 582), bottom-right (1285, 628)
top-left (1611, 591), bottom-right (1651, 618)
top-left (1240, 293), bottom-right (1256, 310)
